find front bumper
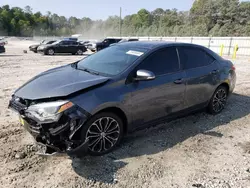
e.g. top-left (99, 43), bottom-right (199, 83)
top-left (37, 49), bottom-right (46, 54)
top-left (9, 96), bottom-right (91, 158)
top-left (87, 46), bottom-right (96, 51)
top-left (29, 48), bottom-right (37, 52)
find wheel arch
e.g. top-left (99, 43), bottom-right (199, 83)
top-left (93, 106), bottom-right (128, 134)
top-left (217, 82), bottom-right (230, 93)
top-left (46, 47), bottom-right (55, 55)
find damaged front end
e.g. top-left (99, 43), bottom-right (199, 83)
top-left (9, 96), bottom-right (90, 158)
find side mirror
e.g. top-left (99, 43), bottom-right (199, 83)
top-left (134, 70), bottom-right (155, 81)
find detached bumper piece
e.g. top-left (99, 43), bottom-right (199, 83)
top-left (9, 97), bottom-right (91, 158)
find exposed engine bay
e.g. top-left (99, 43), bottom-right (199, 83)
top-left (9, 95), bottom-right (90, 157)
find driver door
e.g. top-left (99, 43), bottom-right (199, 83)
top-left (57, 41), bottom-right (70, 53)
top-left (127, 47), bottom-right (186, 127)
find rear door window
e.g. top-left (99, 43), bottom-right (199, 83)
top-left (178, 46), bottom-right (215, 69)
top-left (71, 41), bottom-right (78, 45)
top-left (60, 41), bottom-right (71, 45)
top-left (137, 47), bottom-right (180, 76)
top-left (108, 39), bottom-right (117, 44)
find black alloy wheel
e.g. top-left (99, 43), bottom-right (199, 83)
top-left (208, 86), bottom-right (228, 114)
top-left (81, 112), bottom-right (124, 156)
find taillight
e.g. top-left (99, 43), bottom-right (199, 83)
top-left (232, 65), bottom-right (236, 71)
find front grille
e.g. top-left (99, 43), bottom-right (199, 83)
top-left (29, 124), bottom-right (41, 134)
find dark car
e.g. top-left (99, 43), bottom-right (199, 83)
top-left (29, 40), bottom-right (56, 53)
top-left (63, 37), bottom-right (78, 41)
top-left (119, 38), bottom-right (139, 43)
top-left (110, 38), bottom-right (139, 46)
top-left (37, 40), bottom-right (87, 55)
top-left (0, 41), bottom-right (5, 53)
top-left (88, 38), bottom-right (122, 52)
top-left (9, 41), bottom-right (236, 157)
top-left (79, 40), bottom-right (90, 46)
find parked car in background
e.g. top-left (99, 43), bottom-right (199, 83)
top-left (37, 40), bottom-right (87, 55)
top-left (0, 41), bottom-right (6, 53)
top-left (29, 40), bottom-right (56, 53)
top-left (9, 41), bottom-right (236, 157)
top-left (79, 40), bottom-right (90, 47)
top-left (87, 38), bottom-right (121, 52)
top-left (63, 37), bottom-right (78, 41)
top-left (0, 37), bottom-right (8, 45)
top-left (119, 38), bottom-right (139, 43)
top-left (110, 38), bottom-right (139, 46)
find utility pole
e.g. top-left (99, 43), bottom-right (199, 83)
top-left (119, 7), bottom-right (122, 37)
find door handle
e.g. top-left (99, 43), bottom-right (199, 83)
top-left (211, 70), bottom-right (218, 74)
top-left (174, 79), bottom-right (183, 84)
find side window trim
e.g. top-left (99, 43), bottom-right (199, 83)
top-left (133, 46), bottom-right (181, 77)
top-left (178, 46), bottom-right (216, 70)
top-left (175, 47), bottom-right (182, 70)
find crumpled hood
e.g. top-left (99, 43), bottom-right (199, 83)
top-left (14, 64), bottom-right (109, 100)
top-left (38, 44), bottom-right (52, 49)
top-left (29, 44), bottom-right (39, 49)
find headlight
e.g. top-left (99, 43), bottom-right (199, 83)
top-left (38, 46), bottom-right (44, 50)
top-left (25, 101), bottom-right (74, 123)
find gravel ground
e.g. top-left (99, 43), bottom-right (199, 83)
top-left (0, 40), bottom-right (250, 188)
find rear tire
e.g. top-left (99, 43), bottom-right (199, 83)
top-left (207, 86), bottom-right (228, 115)
top-left (76, 49), bottom-right (83, 55)
top-left (81, 112), bottom-right (124, 156)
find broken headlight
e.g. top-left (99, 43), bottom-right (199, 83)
top-left (25, 101), bottom-right (74, 123)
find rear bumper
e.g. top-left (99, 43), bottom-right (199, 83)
top-left (9, 97), bottom-right (91, 158)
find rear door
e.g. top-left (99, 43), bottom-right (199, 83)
top-left (70, 41), bottom-right (79, 53)
top-left (177, 46), bottom-right (220, 108)
top-left (128, 47), bottom-right (186, 126)
top-left (58, 41), bottom-right (71, 53)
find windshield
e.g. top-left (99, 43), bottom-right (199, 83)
top-left (77, 46), bottom-right (148, 76)
top-left (52, 40), bottom-right (61, 44)
top-left (119, 39), bottom-right (127, 43)
top-left (40, 40), bottom-right (46, 44)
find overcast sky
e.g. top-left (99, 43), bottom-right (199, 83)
top-left (0, 0), bottom-right (195, 19)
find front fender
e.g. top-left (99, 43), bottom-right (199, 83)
top-left (70, 90), bottom-right (132, 125)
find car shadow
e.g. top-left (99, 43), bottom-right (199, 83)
top-left (71, 93), bottom-right (250, 183)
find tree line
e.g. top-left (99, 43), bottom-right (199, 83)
top-left (0, 0), bottom-right (250, 38)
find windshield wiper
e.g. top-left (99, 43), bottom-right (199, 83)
top-left (71, 61), bottom-right (79, 69)
top-left (81, 68), bottom-right (100, 75)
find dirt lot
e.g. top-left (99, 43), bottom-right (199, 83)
top-left (0, 40), bottom-right (250, 188)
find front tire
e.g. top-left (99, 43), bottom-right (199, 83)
top-left (81, 112), bottom-right (124, 156)
top-left (207, 86), bottom-right (228, 114)
top-left (46, 48), bottom-right (54, 55)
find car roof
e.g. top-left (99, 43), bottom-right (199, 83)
top-left (116, 41), bottom-right (206, 50)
